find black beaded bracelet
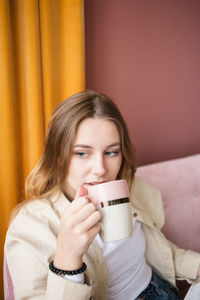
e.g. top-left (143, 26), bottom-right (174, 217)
top-left (49, 261), bottom-right (87, 276)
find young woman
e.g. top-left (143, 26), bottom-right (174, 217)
top-left (4, 90), bottom-right (200, 299)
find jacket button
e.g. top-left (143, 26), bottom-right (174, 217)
top-left (153, 222), bottom-right (157, 227)
top-left (133, 212), bottom-right (137, 217)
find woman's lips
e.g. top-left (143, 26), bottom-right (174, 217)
top-left (83, 181), bottom-right (107, 189)
top-left (88, 181), bottom-right (107, 186)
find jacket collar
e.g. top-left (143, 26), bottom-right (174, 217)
top-left (130, 176), bottom-right (165, 229)
top-left (48, 190), bottom-right (70, 218)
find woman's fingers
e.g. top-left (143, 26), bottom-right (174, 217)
top-left (75, 186), bottom-right (87, 198)
top-left (69, 202), bottom-right (96, 224)
top-left (74, 209), bottom-right (102, 234)
top-left (67, 186), bottom-right (89, 214)
top-left (64, 186), bottom-right (100, 226)
top-left (68, 196), bottom-right (90, 213)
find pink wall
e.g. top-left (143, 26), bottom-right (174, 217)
top-left (85, 0), bottom-right (200, 166)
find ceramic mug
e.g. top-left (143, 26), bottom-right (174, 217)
top-left (88, 179), bottom-right (133, 242)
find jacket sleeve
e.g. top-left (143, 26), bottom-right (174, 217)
top-left (4, 207), bottom-right (96, 300)
top-left (169, 241), bottom-right (200, 283)
top-left (5, 241), bottom-right (96, 300)
top-left (46, 271), bottom-right (96, 300)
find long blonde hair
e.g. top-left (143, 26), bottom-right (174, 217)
top-left (26, 90), bottom-right (136, 200)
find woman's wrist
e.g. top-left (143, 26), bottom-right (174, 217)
top-left (54, 252), bottom-right (83, 271)
top-left (49, 261), bottom-right (87, 276)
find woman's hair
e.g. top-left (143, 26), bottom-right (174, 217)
top-left (26, 90), bottom-right (136, 199)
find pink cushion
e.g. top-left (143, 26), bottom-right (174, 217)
top-left (136, 154), bottom-right (200, 252)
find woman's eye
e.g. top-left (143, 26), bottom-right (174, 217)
top-left (105, 151), bottom-right (119, 157)
top-left (75, 152), bottom-right (88, 158)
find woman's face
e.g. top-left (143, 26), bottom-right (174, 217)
top-left (63, 118), bottom-right (122, 199)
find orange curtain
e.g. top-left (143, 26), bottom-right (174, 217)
top-left (0, 0), bottom-right (85, 297)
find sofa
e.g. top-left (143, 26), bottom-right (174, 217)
top-left (136, 153), bottom-right (200, 253)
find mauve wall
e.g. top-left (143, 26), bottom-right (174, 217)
top-left (85, 0), bottom-right (200, 166)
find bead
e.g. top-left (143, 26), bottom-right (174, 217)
top-left (49, 261), bottom-right (87, 276)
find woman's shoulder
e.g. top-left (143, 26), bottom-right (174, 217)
top-left (4, 193), bottom-right (64, 260)
top-left (10, 198), bottom-right (52, 223)
top-left (7, 191), bottom-right (63, 235)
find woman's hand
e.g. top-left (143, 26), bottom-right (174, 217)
top-left (54, 186), bottom-right (101, 270)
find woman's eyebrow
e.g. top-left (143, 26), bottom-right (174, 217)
top-left (73, 145), bottom-right (92, 149)
top-left (73, 142), bottom-right (121, 149)
top-left (73, 143), bottom-right (121, 149)
top-left (106, 143), bottom-right (121, 149)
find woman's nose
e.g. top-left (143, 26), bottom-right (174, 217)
top-left (92, 155), bottom-right (106, 176)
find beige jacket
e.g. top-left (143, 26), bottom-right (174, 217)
top-left (4, 177), bottom-right (200, 300)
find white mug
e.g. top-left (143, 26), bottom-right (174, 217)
top-left (88, 180), bottom-right (133, 242)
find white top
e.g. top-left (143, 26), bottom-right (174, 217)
top-left (65, 219), bottom-right (152, 300)
top-left (96, 218), bottom-right (151, 299)
top-left (185, 283), bottom-right (200, 300)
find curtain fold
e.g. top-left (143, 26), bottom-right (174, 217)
top-left (0, 0), bottom-right (85, 297)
